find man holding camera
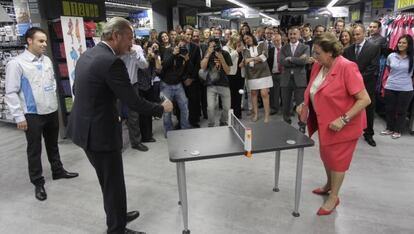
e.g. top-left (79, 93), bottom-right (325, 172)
top-left (160, 35), bottom-right (192, 136)
top-left (200, 37), bottom-right (232, 127)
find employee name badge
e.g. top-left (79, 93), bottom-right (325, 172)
top-left (36, 62), bottom-right (56, 93)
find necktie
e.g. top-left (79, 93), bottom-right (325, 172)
top-left (291, 44), bottom-right (296, 55)
top-left (268, 40), bottom-right (273, 49)
top-left (355, 44), bottom-right (361, 58)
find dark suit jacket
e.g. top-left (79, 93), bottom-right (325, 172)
top-left (280, 42), bottom-right (310, 87)
top-left (343, 41), bottom-right (380, 89)
top-left (187, 42), bottom-right (201, 81)
top-left (67, 42), bottom-right (164, 152)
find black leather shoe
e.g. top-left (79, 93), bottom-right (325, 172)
top-left (126, 210), bottom-right (140, 223)
top-left (131, 143), bottom-right (149, 152)
top-left (125, 228), bottom-right (146, 234)
top-left (52, 169), bottom-right (79, 180)
top-left (142, 138), bottom-right (156, 143)
top-left (364, 136), bottom-right (376, 147)
top-left (35, 185), bottom-right (47, 201)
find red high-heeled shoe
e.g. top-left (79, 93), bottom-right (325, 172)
top-left (317, 198), bottom-right (340, 216)
top-left (312, 187), bottom-right (330, 196)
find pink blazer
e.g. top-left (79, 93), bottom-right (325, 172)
top-left (304, 56), bottom-right (367, 146)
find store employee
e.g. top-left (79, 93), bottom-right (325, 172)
top-left (5, 27), bottom-right (78, 201)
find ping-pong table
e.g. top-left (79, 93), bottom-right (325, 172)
top-left (168, 121), bottom-right (315, 234)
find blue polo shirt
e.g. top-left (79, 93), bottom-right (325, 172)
top-left (385, 52), bottom-right (414, 91)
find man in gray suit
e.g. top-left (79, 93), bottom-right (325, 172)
top-left (280, 26), bottom-right (310, 125)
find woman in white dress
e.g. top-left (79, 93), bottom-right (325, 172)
top-left (241, 33), bottom-right (273, 123)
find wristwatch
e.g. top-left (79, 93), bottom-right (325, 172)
top-left (341, 114), bottom-right (351, 124)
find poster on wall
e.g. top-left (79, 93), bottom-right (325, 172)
top-left (13, 0), bottom-right (31, 35)
top-left (129, 10), bottom-right (153, 37)
top-left (60, 16), bottom-right (87, 96)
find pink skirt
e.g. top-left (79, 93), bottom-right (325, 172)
top-left (319, 139), bottom-right (358, 172)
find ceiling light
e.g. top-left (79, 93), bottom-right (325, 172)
top-left (226, 0), bottom-right (277, 21)
top-left (105, 1), bottom-right (151, 10)
top-left (327, 0), bottom-right (340, 8)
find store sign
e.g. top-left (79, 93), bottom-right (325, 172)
top-left (129, 10), bottom-right (153, 37)
top-left (206, 0), bottom-right (211, 8)
top-left (60, 16), bottom-right (87, 96)
top-left (396, 0), bottom-right (414, 10)
top-left (13, 0), bottom-right (31, 35)
top-left (351, 10), bottom-right (361, 21)
top-left (372, 0), bottom-right (384, 8)
top-left (62, 1), bottom-right (100, 18)
top-left (185, 16), bottom-right (196, 26)
top-left (43, 0), bottom-right (105, 21)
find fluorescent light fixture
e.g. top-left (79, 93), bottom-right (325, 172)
top-left (327, 0), bottom-right (340, 8)
top-left (105, 1), bottom-right (151, 10)
top-left (277, 4), bottom-right (288, 11)
top-left (226, 0), bottom-right (277, 20)
top-left (226, 0), bottom-right (250, 9)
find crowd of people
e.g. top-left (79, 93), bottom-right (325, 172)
top-left (123, 19), bottom-right (413, 152)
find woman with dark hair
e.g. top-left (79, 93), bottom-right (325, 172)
top-left (239, 23), bottom-right (251, 38)
top-left (158, 31), bottom-right (171, 58)
top-left (380, 34), bottom-right (414, 139)
top-left (242, 32), bottom-right (273, 122)
top-left (339, 29), bottom-right (353, 48)
top-left (297, 32), bottom-right (371, 215)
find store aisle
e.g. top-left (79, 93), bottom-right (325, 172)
top-left (0, 113), bottom-right (413, 234)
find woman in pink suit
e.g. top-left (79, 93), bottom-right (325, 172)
top-left (297, 33), bottom-right (371, 215)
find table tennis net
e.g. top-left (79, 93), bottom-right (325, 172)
top-left (228, 110), bottom-right (252, 157)
top-left (229, 111), bottom-right (245, 142)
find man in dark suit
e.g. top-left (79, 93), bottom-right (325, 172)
top-left (182, 27), bottom-right (202, 127)
top-left (280, 26), bottom-right (310, 126)
top-left (67, 17), bottom-right (173, 234)
top-left (267, 31), bottom-right (283, 114)
top-left (343, 25), bottom-right (380, 147)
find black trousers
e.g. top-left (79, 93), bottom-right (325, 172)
top-left (270, 73), bottom-right (282, 112)
top-left (200, 84), bottom-right (208, 118)
top-left (126, 84), bottom-right (142, 146)
top-left (184, 81), bottom-right (201, 125)
top-left (384, 89), bottom-right (414, 133)
top-left (364, 83), bottom-right (376, 137)
top-left (138, 87), bottom-right (155, 141)
top-left (281, 78), bottom-right (305, 124)
top-left (24, 111), bottom-right (63, 186)
top-left (228, 74), bottom-right (245, 119)
top-left (85, 149), bottom-right (127, 234)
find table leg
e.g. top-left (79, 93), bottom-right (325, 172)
top-left (292, 148), bottom-right (304, 217)
top-left (176, 163), bottom-right (183, 206)
top-left (177, 162), bottom-right (190, 234)
top-left (273, 151), bottom-right (281, 192)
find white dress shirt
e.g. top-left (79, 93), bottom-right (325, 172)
top-left (120, 44), bottom-right (149, 85)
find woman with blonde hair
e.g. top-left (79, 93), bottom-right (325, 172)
top-left (339, 29), bottom-right (353, 48)
top-left (298, 32), bottom-right (371, 215)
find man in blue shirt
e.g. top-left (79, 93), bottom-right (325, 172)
top-left (5, 27), bottom-right (78, 201)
